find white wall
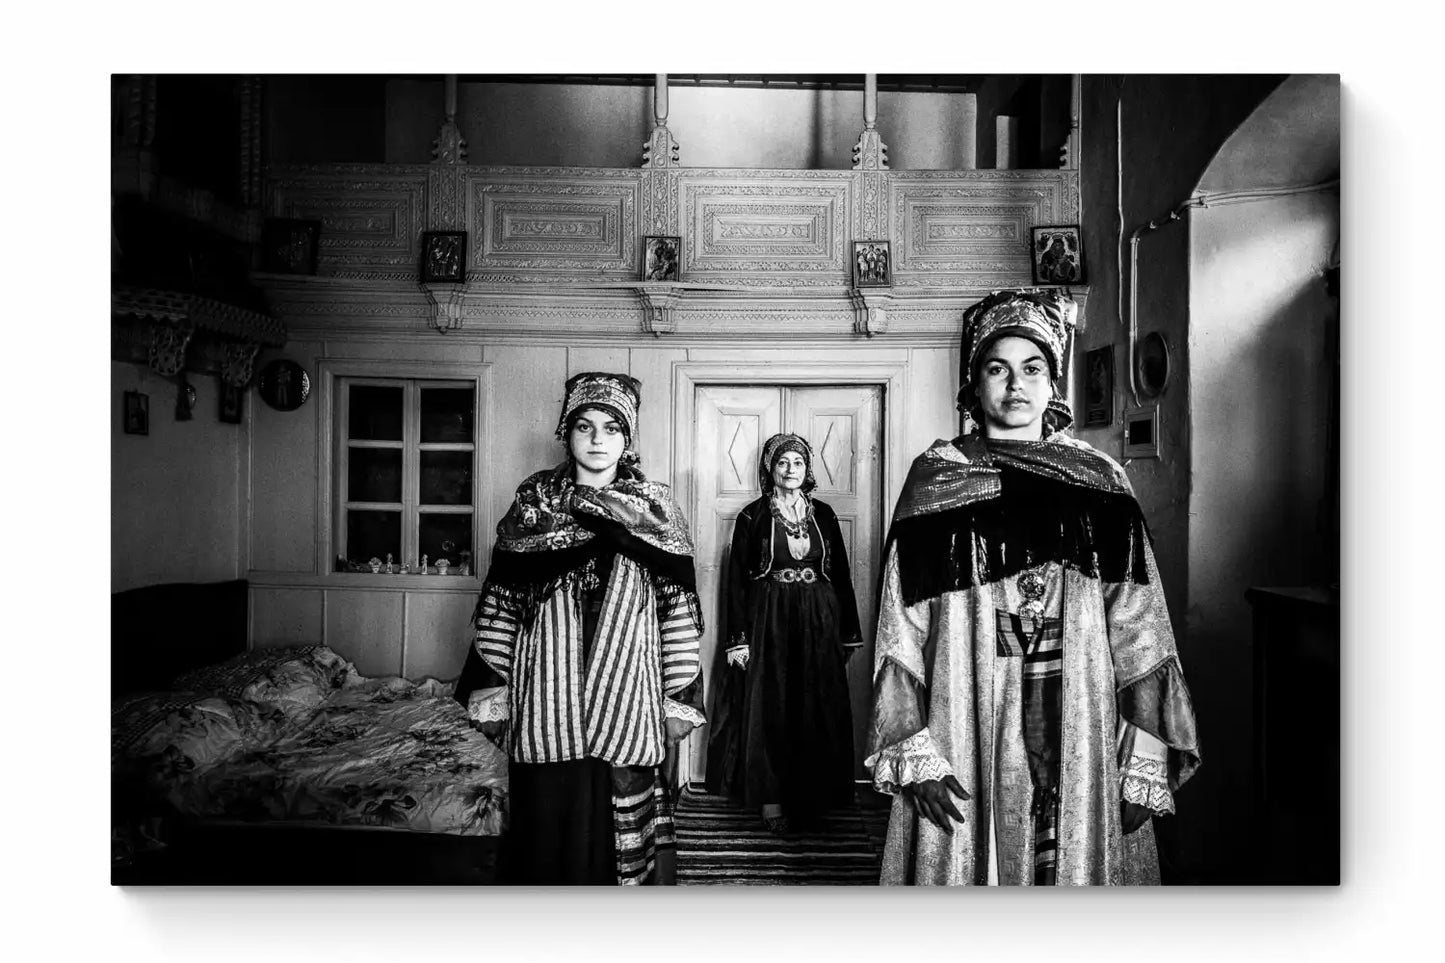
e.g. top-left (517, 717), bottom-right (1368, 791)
top-left (111, 361), bottom-right (245, 592)
top-left (386, 80), bottom-right (980, 170)
top-left (1184, 189), bottom-right (1337, 873)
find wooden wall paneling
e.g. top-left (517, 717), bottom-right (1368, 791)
top-left (630, 346), bottom-right (688, 484)
top-left (566, 347), bottom-right (631, 379)
top-left (905, 346), bottom-right (961, 457)
top-left (403, 591), bottom-right (477, 681)
top-left (250, 586), bottom-right (324, 648)
top-left (324, 589), bottom-right (405, 678)
top-left (481, 345), bottom-right (568, 555)
top-left (329, 339), bottom-right (484, 364)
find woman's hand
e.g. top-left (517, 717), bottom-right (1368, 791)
top-left (665, 717), bottom-right (694, 746)
top-left (478, 720), bottom-right (505, 741)
top-left (902, 776), bottom-right (970, 835)
top-left (1120, 800), bottom-right (1152, 834)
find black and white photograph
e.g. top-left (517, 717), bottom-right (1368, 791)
top-left (100, 66), bottom-right (1358, 910)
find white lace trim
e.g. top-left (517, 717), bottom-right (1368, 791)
top-left (864, 728), bottom-right (956, 795)
top-left (663, 699), bottom-right (706, 727)
top-left (467, 686), bottom-right (509, 725)
top-left (1121, 753), bottom-right (1175, 814)
top-left (725, 644), bottom-right (750, 668)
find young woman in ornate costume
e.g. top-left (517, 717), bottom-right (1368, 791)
top-left (706, 433), bottom-right (863, 833)
top-left (865, 290), bottom-right (1201, 885)
top-left (460, 372), bottom-right (705, 885)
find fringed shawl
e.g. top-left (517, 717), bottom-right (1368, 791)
top-left (886, 433), bottom-right (1152, 606)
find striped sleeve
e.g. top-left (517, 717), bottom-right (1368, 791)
top-left (474, 584), bottom-right (520, 684)
top-left (657, 590), bottom-right (702, 697)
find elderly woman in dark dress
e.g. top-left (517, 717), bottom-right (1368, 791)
top-left (706, 433), bottom-right (863, 833)
top-left (456, 372), bottom-right (705, 885)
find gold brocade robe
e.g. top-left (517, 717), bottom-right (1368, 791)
top-left (865, 435), bottom-right (1200, 886)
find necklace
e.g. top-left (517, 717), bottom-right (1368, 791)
top-left (1017, 568), bottom-right (1047, 621)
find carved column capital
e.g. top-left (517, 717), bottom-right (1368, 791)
top-left (421, 284), bottom-right (467, 333)
top-left (849, 290), bottom-right (892, 337)
top-left (852, 128), bottom-right (889, 171)
top-left (643, 125), bottom-right (681, 169)
top-left (638, 286), bottom-right (681, 335)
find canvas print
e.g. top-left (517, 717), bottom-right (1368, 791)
top-left (109, 73), bottom-right (1339, 894)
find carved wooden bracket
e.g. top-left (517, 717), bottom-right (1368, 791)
top-left (642, 125), bottom-right (681, 169)
top-left (421, 283), bottom-right (467, 333)
top-left (852, 129), bottom-right (889, 171)
top-left (849, 290), bottom-right (892, 337)
top-left (638, 286), bottom-right (682, 335)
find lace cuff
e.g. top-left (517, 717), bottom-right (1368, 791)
top-left (725, 644), bottom-right (750, 668)
top-left (1121, 753), bottom-right (1175, 814)
top-left (467, 685), bottom-right (509, 725)
top-left (864, 728), bottom-right (957, 795)
top-left (664, 698), bottom-right (706, 728)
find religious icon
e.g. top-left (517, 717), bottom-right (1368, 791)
top-left (258, 359), bottom-right (311, 412)
top-left (1031, 225), bottom-right (1086, 285)
top-left (852, 240), bottom-right (892, 288)
top-left (421, 231), bottom-right (468, 283)
top-left (123, 391), bottom-right (149, 436)
top-left (643, 236), bottom-right (681, 282)
top-left (1084, 346), bottom-right (1114, 428)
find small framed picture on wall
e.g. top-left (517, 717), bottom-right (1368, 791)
top-left (1031, 225), bottom-right (1086, 285)
top-left (261, 218), bottom-right (321, 275)
top-left (1083, 346), bottom-right (1114, 428)
top-left (421, 231), bottom-right (468, 283)
top-left (852, 240), bottom-right (892, 288)
top-left (123, 391), bottom-right (149, 436)
top-left (643, 236), bottom-right (681, 282)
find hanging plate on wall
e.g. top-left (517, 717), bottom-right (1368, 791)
top-left (1136, 331), bottom-right (1170, 399)
top-left (258, 359), bottom-right (311, 411)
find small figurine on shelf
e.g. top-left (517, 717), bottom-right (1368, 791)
top-left (436, 558), bottom-right (451, 576)
top-left (459, 550), bottom-right (472, 577)
top-left (384, 553), bottom-right (394, 574)
top-left (420, 554), bottom-right (429, 574)
top-left (368, 557), bottom-right (383, 574)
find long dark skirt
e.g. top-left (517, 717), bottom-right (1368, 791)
top-left (707, 579), bottom-right (855, 824)
top-left (502, 758), bottom-right (677, 885)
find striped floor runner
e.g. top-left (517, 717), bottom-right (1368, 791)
top-left (674, 789), bottom-right (890, 885)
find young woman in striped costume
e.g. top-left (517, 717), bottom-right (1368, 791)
top-left (465, 372), bottom-right (705, 885)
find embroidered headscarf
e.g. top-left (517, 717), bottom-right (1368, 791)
top-left (483, 372), bottom-right (699, 631)
top-left (957, 289), bottom-right (1079, 433)
top-left (759, 432), bottom-right (817, 495)
top-left (555, 371), bottom-right (642, 450)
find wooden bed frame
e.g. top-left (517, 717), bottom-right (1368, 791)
top-left (111, 579), bottom-right (500, 886)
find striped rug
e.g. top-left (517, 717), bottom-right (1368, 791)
top-left (674, 789), bottom-right (890, 885)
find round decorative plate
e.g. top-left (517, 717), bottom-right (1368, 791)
top-left (1137, 331), bottom-right (1171, 399)
top-left (258, 359), bottom-right (311, 411)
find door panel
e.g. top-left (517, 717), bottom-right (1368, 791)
top-left (691, 383), bottom-right (883, 782)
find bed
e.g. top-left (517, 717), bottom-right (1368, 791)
top-left (111, 579), bottom-right (508, 885)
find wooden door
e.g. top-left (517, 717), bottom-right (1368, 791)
top-left (690, 384), bottom-right (883, 783)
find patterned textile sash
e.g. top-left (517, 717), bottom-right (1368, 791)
top-left (996, 608), bottom-right (1064, 886)
top-left (769, 567), bottom-right (819, 584)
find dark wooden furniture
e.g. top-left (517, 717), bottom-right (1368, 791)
top-left (1247, 586), bottom-right (1340, 884)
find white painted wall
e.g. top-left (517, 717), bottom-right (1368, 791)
top-left (111, 361), bottom-right (245, 593)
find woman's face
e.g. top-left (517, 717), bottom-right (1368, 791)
top-left (977, 335), bottom-right (1051, 437)
top-left (772, 451), bottom-right (807, 492)
top-left (569, 408), bottom-right (626, 476)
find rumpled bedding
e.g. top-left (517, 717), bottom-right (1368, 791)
top-left (112, 647), bottom-right (508, 865)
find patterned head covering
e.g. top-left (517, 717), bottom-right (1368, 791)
top-left (555, 371), bottom-right (642, 445)
top-left (759, 432), bottom-right (817, 495)
top-left (957, 289), bottom-right (1079, 432)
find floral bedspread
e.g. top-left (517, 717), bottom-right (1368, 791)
top-left (115, 659), bottom-right (508, 850)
